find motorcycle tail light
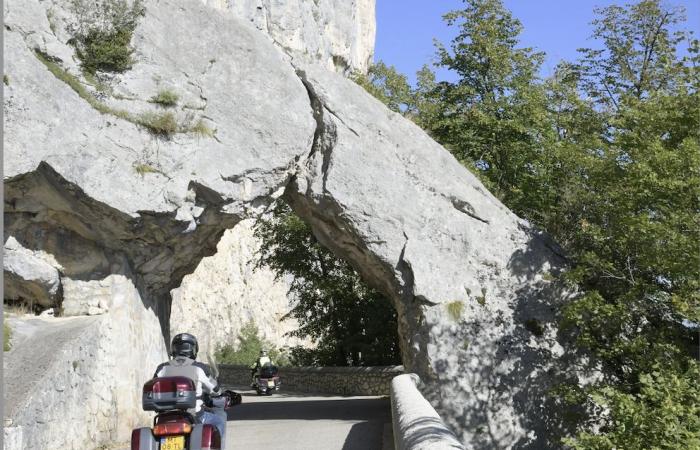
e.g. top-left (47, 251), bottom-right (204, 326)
top-left (153, 422), bottom-right (192, 436)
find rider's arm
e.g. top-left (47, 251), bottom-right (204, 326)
top-left (194, 362), bottom-right (220, 394)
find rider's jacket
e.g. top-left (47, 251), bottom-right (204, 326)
top-left (154, 356), bottom-right (219, 412)
top-left (251, 356), bottom-right (272, 371)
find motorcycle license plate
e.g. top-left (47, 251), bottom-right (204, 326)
top-left (267, 380), bottom-right (275, 387)
top-left (160, 435), bottom-right (185, 450)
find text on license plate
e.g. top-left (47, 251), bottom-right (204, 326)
top-left (161, 435), bottom-right (185, 450)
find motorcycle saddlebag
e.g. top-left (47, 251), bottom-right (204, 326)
top-left (142, 376), bottom-right (197, 411)
top-left (131, 427), bottom-right (158, 450)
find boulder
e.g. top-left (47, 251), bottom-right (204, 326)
top-left (4, 237), bottom-right (62, 308)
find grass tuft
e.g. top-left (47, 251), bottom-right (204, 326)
top-left (4, 320), bottom-right (11, 352)
top-left (133, 163), bottom-right (165, 176)
top-left (475, 287), bottom-right (487, 306)
top-left (136, 112), bottom-right (178, 136)
top-left (150, 89), bottom-right (179, 107)
top-left (3, 74), bottom-right (8, 86)
top-left (190, 119), bottom-right (214, 137)
top-left (446, 300), bottom-right (464, 322)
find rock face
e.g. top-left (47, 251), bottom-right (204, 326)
top-left (170, 219), bottom-right (307, 359)
top-left (4, 237), bottom-right (62, 309)
top-left (4, 0), bottom-right (588, 448)
top-left (203, 0), bottom-right (376, 74)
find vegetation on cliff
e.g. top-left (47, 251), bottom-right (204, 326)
top-left (354, 0), bottom-right (699, 447)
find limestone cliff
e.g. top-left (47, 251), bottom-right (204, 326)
top-left (3, 0), bottom-right (591, 448)
top-left (202, 0), bottom-right (376, 74)
top-left (170, 219), bottom-right (307, 359)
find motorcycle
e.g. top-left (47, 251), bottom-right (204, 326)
top-left (132, 354), bottom-right (241, 450)
top-left (252, 365), bottom-right (280, 395)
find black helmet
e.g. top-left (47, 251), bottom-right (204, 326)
top-left (171, 333), bottom-right (198, 359)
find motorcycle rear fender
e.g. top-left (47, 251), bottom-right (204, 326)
top-left (131, 427), bottom-right (158, 450)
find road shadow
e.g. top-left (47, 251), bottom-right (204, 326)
top-left (227, 397), bottom-right (390, 422)
top-left (341, 421), bottom-right (386, 450)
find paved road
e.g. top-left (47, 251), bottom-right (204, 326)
top-left (225, 388), bottom-right (392, 450)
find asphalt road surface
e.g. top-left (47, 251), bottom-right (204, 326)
top-left (225, 388), bottom-right (392, 450)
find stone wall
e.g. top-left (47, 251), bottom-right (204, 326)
top-left (3, 275), bottom-right (167, 450)
top-left (219, 364), bottom-right (403, 396)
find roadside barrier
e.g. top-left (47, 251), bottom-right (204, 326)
top-left (391, 374), bottom-right (464, 450)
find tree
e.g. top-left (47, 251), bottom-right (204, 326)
top-left (576, 0), bottom-right (689, 110)
top-left (352, 62), bottom-right (416, 115)
top-left (254, 202), bottom-right (401, 367)
top-left (427, 0), bottom-right (554, 214)
top-left (555, 2), bottom-right (700, 447)
top-left (215, 321), bottom-right (287, 366)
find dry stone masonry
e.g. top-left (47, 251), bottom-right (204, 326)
top-left (3, 0), bottom-right (592, 448)
top-left (219, 364), bottom-right (404, 396)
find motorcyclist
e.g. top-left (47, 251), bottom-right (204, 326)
top-left (250, 349), bottom-right (274, 382)
top-left (153, 333), bottom-right (226, 448)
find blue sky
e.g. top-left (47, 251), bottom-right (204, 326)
top-left (374, 0), bottom-right (700, 83)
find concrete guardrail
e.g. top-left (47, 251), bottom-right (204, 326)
top-left (391, 374), bottom-right (464, 450)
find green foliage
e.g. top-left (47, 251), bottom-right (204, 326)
top-left (69, 0), bottom-right (145, 74)
top-left (3, 74), bottom-right (8, 86)
top-left (564, 363), bottom-right (700, 450)
top-left (429, 0), bottom-right (552, 210)
top-left (215, 321), bottom-right (286, 366)
top-left (77, 28), bottom-right (135, 74)
top-left (446, 301), bottom-right (464, 322)
top-left (255, 202), bottom-right (401, 367)
top-left (575, 0), bottom-right (689, 111)
top-left (352, 62), bottom-right (416, 115)
top-left (35, 51), bottom-right (134, 121)
top-left (150, 89), bottom-right (179, 107)
top-left (3, 320), bottom-right (11, 352)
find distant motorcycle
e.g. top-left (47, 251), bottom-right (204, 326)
top-left (131, 376), bottom-right (241, 450)
top-left (252, 365), bottom-right (280, 395)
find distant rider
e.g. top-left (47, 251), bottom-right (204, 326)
top-left (250, 349), bottom-right (274, 382)
top-left (153, 333), bottom-right (226, 448)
